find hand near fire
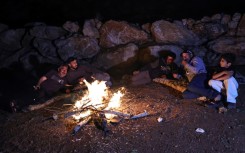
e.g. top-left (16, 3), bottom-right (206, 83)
top-left (78, 77), bottom-right (85, 84)
top-left (33, 85), bottom-right (40, 90)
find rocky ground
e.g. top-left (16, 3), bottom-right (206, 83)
top-left (0, 81), bottom-right (245, 153)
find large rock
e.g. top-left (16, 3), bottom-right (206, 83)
top-left (137, 45), bottom-right (183, 65)
top-left (208, 37), bottom-right (245, 55)
top-left (33, 38), bottom-right (58, 60)
top-left (63, 21), bottom-right (80, 33)
top-left (82, 19), bottom-right (101, 38)
top-left (227, 13), bottom-right (242, 36)
top-left (151, 20), bottom-right (201, 46)
top-left (0, 29), bottom-right (25, 50)
top-left (55, 34), bottom-right (100, 61)
top-left (100, 20), bottom-right (148, 48)
top-left (95, 43), bottom-right (138, 70)
top-left (0, 29), bottom-right (25, 60)
top-left (208, 37), bottom-right (245, 65)
top-left (237, 14), bottom-right (245, 36)
top-left (30, 25), bottom-right (68, 40)
top-left (192, 22), bottom-right (227, 40)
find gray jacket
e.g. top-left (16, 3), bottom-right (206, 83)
top-left (184, 56), bottom-right (207, 82)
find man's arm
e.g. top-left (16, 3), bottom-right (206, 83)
top-left (183, 57), bottom-right (206, 74)
top-left (212, 70), bottom-right (234, 81)
top-left (34, 76), bottom-right (47, 90)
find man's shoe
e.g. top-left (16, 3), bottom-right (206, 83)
top-left (204, 101), bottom-right (222, 109)
top-left (226, 102), bottom-right (236, 109)
top-left (214, 94), bottom-right (222, 102)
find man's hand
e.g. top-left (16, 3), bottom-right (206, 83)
top-left (133, 71), bottom-right (140, 75)
top-left (78, 77), bottom-right (85, 84)
top-left (160, 75), bottom-right (167, 78)
top-left (33, 85), bottom-right (40, 90)
top-left (181, 60), bottom-right (188, 66)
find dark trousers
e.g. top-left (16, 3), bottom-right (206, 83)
top-left (183, 73), bottom-right (219, 99)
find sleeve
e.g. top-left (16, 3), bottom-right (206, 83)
top-left (184, 57), bottom-right (206, 74)
top-left (44, 70), bottom-right (55, 79)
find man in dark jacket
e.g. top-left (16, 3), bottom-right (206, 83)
top-left (34, 64), bottom-right (68, 102)
top-left (130, 51), bottom-right (180, 86)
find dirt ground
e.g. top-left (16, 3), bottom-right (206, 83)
top-left (0, 81), bottom-right (245, 153)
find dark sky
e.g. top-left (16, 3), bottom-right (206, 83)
top-left (0, 0), bottom-right (244, 27)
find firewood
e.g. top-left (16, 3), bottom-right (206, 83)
top-left (102, 110), bottom-right (131, 118)
top-left (28, 94), bottom-right (71, 111)
top-left (153, 78), bottom-right (187, 93)
top-left (130, 110), bottom-right (148, 119)
top-left (72, 116), bottom-right (92, 135)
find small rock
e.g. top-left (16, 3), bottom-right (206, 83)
top-left (195, 128), bottom-right (205, 133)
top-left (157, 117), bottom-right (163, 122)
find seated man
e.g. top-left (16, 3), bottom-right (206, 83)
top-left (66, 57), bottom-right (112, 88)
top-left (130, 51), bottom-right (180, 86)
top-left (180, 50), bottom-right (221, 102)
top-left (33, 64), bottom-right (69, 103)
top-left (208, 53), bottom-right (239, 109)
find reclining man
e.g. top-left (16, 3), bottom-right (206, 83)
top-left (66, 57), bottom-right (112, 90)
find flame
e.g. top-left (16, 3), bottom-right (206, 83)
top-left (106, 91), bottom-right (123, 110)
top-left (73, 80), bottom-right (124, 120)
top-left (104, 91), bottom-right (123, 119)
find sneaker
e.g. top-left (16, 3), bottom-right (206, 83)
top-left (214, 94), bottom-right (222, 102)
top-left (226, 102), bottom-right (236, 109)
top-left (204, 101), bottom-right (222, 109)
top-left (197, 96), bottom-right (207, 101)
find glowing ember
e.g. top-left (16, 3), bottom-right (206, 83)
top-left (72, 80), bottom-right (124, 120)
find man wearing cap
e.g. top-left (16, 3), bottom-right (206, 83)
top-left (181, 50), bottom-right (221, 101)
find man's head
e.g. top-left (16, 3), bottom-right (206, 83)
top-left (220, 53), bottom-right (236, 68)
top-left (58, 64), bottom-right (68, 77)
top-left (164, 52), bottom-right (176, 65)
top-left (180, 50), bottom-right (194, 62)
top-left (159, 51), bottom-right (176, 65)
top-left (66, 57), bottom-right (78, 70)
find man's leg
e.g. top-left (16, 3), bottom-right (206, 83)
top-left (187, 74), bottom-right (220, 99)
top-left (182, 90), bottom-right (199, 99)
top-left (208, 80), bottom-right (224, 92)
top-left (224, 77), bottom-right (239, 103)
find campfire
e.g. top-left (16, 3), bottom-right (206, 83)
top-left (65, 80), bottom-right (148, 136)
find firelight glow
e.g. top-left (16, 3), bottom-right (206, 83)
top-left (73, 80), bottom-right (124, 120)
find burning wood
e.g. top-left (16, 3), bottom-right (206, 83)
top-left (67, 79), bottom-right (149, 136)
top-left (102, 110), bottom-right (130, 118)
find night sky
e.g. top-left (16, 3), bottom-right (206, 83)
top-left (0, 0), bottom-right (244, 27)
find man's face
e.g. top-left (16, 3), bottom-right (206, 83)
top-left (220, 58), bottom-right (231, 68)
top-left (58, 66), bottom-right (68, 77)
top-left (69, 60), bottom-right (78, 70)
top-left (166, 56), bottom-right (174, 65)
top-left (182, 53), bottom-right (191, 62)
